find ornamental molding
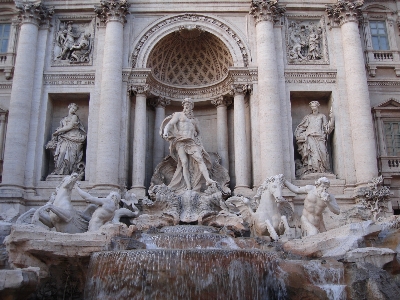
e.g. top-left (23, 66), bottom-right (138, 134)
top-left (16, 2), bottom-right (54, 26)
top-left (368, 80), bottom-right (400, 86)
top-left (230, 83), bottom-right (252, 96)
top-left (94, 0), bottom-right (130, 25)
top-left (0, 83), bottom-right (12, 89)
top-left (326, 0), bottom-right (364, 28)
top-left (285, 15), bottom-right (329, 65)
top-left (43, 73), bottom-right (95, 85)
top-left (249, 0), bottom-right (286, 25)
top-left (130, 84), bottom-right (150, 96)
top-left (149, 97), bottom-right (171, 108)
top-left (211, 96), bottom-right (232, 108)
top-left (130, 13), bottom-right (251, 68)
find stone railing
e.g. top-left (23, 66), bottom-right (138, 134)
top-left (0, 52), bottom-right (15, 79)
top-left (365, 50), bottom-right (400, 77)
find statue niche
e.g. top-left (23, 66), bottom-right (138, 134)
top-left (295, 100), bottom-right (334, 179)
top-left (148, 98), bottom-right (230, 225)
top-left (46, 103), bottom-right (87, 177)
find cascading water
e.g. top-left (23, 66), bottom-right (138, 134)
top-left (85, 249), bottom-right (287, 300)
top-left (303, 260), bottom-right (346, 300)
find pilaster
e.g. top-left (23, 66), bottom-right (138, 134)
top-left (150, 97), bottom-right (170, 170)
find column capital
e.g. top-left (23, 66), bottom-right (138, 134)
top-left (326, 0), bottom-right (363, 27)
top-left (94, 0), bottom-right (130, 25)
top-left (149, 97), bottom-right (170, 108)
top-left (15, 2), bottom-right (54, 26)
top-left (249, 0), bottom-right (285, 25)
top-left (230, 84), bottom-right (252, 96)
top-left (211, 96), bottom-right (232, 108)
top-left (130, 84), bottom-right (150, 96)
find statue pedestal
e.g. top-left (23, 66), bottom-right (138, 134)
top-left (45, 174), bottom-right (65, 182)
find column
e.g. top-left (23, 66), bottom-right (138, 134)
top-left (327, 0), bottom-right (378, 184)
top-left (211, 96), bottom-right (232, 171)
top-left (150, 97), bottom-right (170, 170)
top-left (1, 3), bottom-right (53, 190)
top-left (250, 0), bottom-right (285, 178)
top-left (231, 85), bottom-right (250, 191)
top-left (94, 0), bottom-right (129, 189)
top-left (131, 85), bottom-right (149, 198)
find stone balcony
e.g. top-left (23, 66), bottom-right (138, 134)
top-left (365, 49), bottom-right (400, 77)
top-left (0, 53), bottom-right (14, 80)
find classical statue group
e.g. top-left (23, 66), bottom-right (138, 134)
top-left (34, 97), bottom-right (339, 240)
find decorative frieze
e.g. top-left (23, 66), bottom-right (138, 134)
top-left (230, 84), bottom-right (252, 96)
top-left (52, 17), bottom-right (95, 66)
top-left (94, 0), bottom-right (130, 24)
top-left (249, 0), bottom-right (285, 24)
top-left (43, 73), bottom-right (95, 85)
top-left (286, 16), bottom-right (329, 65)
top-left (15, 2), bottom-right (54, 26)
top-left (284, 71), bottom-right (336, 84)
top-left (326, 0), bottom-right (363, 27)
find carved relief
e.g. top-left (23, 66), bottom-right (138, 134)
top-left (286, 16), bottom-right (329, 65)
top-left (52, 19), bottom-right (95, 66)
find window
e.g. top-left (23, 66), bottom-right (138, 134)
top-left (384, 121), bottom-right (400, 156)
top-left (370, 21), bottom-right (389, 50)
top-left (0, 24), bottom-right (10, 53)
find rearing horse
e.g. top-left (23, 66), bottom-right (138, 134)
top-left (32, 173), bottom-right (94, 233)
top-left (225, 174), bottom-right (293, 240)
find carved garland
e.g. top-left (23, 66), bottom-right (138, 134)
top-left (130, 14), bottom-right (250, 68)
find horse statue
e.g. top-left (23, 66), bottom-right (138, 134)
top-left (30, 173), bottom-right (96, 233)
top-left (225, 174), bottom-right (293, 240)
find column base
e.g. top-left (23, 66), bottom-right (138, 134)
top-left (129, 186), bottom-right (147, 199)
top-left (90, 184), bottom-right (121, 197)
top-left (0, 185), bottom-right (25, 198)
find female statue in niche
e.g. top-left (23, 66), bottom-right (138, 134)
top-left (295, 101), bottom-right (334, 177)
top-left (46, 103), bottom-right (86, 175)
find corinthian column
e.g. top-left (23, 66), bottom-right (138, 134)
top-left (150, 97), bottom-right (170, 170)
top-left (1, 3), bottom-right (53, 190)
top-left (249, 0), bottom-right (285, 178)
top-left (94, 0), bottom-right (129, 189)
top-left (131, 85), bottom-right (149, 198)
top-left (326, 1), bottom-right (378, 184)
top-left (231, 85), bottom-right (250, 191)
top-left (211, 96), bottom-right (232, 171)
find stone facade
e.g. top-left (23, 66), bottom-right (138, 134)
top-left (0, 0), bottom-right (399, 216)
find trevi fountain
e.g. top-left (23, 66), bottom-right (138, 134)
top-left (0, 0), bottom-right (400, 299)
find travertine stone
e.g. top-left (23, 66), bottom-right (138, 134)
top-left (211, 96), bottom-right (231, 171)
top-left (1, 3), bottom-right (53, 189)
top-left (150, 97), bottom-right (170, 170)
top-left (327, 0), bottom-right (378, 184)
top-left (131, 85), bottom-right (149, 198)
top-left (231, 85), bottom-right (250, 190)
top-left (94, 0), bottom-right (130, 24)
top-left (250, 0), bottom-right (285, 178)
top-left (94, 14), bottom-right (125, 188)
top-left (344, 247), bottom-right (395, 268)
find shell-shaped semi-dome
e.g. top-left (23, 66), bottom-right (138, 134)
top-left (147, 26), bottom-right (233, 87)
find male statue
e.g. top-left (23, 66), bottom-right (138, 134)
top-left (284, 177), bottom-right (340, 237)
top-left (161, 98), bottom-right (215, 192)
top-left (295, 100), bottom-right (334, 177)
top-left (75, 183), bottom-right (137, 232)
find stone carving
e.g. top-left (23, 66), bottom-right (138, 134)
top-left (284, 177), bottom-right (340, 237)
top-left (94, 0), bottom-right (130, 24)
top-left (46, 103), bottom-right (87, 176)
top-left (224, 174), bottom-right (294, 240)
top-left (15, 2), bottom-right (54, 26)
top-left (74, 183), bottom-right (139, 232)
top-left (249, 0), bottom-right (286, 24)
top-left (53, 21), bottom-right (93, 65)
top-left (31, 173), bottom-right (95, 233)
top-left (286, 18), bottom-right (329, 64)
top-left (357, 176), bottom-right (391, 222)
top-left (326, 0), bottom-right (363, 27)
top-left (295, 101), bottom-right (334, 178)
top-left (161, 98), bottom-right (216, 192)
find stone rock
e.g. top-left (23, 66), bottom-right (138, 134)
top-left (344, 247), bottom-right (395, 268)
top-left (283, 220), bottom-right (383, 259)
top-left (4, 223), bottom-right (132, 278)
top-left (0, 267), bottom-right (40, 300)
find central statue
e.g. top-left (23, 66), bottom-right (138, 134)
top-left (161, 98), bottom-right (216, 193)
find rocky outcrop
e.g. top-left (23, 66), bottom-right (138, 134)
top-left (344, 247), bottom-right (395, 268)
